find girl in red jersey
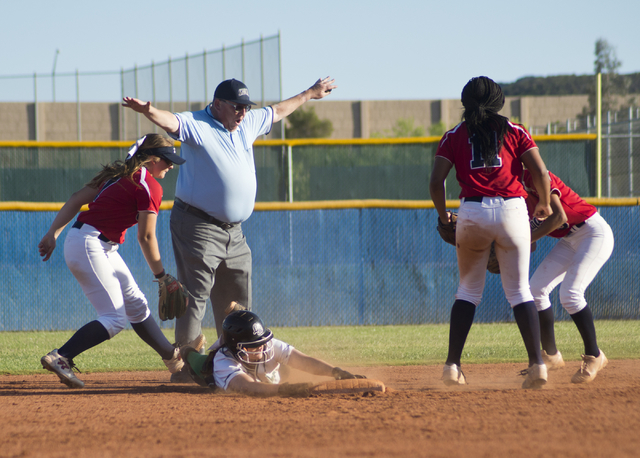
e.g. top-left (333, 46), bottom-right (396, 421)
top-left (524, 170), bottom-right (614, 383)
top-left (430, 76), bottom-right (553, 389)
top-left (38, 134), bottom-right (186, 388)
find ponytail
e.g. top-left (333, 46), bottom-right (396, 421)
top-left (461, 76), bottom-right (511, 166)
top-left (85, 134), bottom-right (173, 188)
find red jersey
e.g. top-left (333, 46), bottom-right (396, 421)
top-left (436, 121), bottom-right (537, 198)
top-left (523, 170), bottom-right (596, 238)
top-left (77, 168), bottom-right (162, 244)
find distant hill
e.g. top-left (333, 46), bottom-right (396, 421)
top-left (499, 73), bottom-right (640, 96)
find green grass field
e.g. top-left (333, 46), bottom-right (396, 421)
top-left (1, 320), bottom-right (639, 375)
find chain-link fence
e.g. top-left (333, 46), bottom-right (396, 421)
top-left (0, 34), bottom-right (282, 142)
top-left (530, 109), bottom-right (640, 198)
top-left (0, 34), bottom-right (280, 105)
top-left (1, 135), bottom-right (639, 203)
top-left (2, 135), bottom-right (639, 330)
top-left (1, 203), bottom-right (638, 331)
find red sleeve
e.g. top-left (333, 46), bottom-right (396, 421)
top-left (136, 169), bottom-right (162, 214)
top-left (524, 170), bottom-right (596, 238)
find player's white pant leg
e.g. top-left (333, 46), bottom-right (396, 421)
top-left (530, 213), bottom-right (614, 314)
top-left (530, 254), bottom-right (567, 312)
top-left (64, 225), bottom-right (146, 338)
top-left (454, 201), bottom-right (495, 305)
top-left (557, 213), bottom-right (614, 314)
top-left (110, 250), bottom-right (151, 325)
top-left (491, 197), bottom-right (534, 307)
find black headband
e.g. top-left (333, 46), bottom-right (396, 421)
top-left (144, 147), bottom-right (176, 156)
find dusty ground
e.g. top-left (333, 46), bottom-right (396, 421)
top-left (1, 360), bottom-right (639, 458)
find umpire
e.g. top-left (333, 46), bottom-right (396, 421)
top-left (123, 76), bottom-right (336, 382)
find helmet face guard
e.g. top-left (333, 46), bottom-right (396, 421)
top-left (236, 336), bottom-right (275, 365)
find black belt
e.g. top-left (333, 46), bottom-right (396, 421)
top-left (72, 221), bottom-right (115, 244)
top-left (174, 198), bottom-right (236, 230)
top-left (464, 196), bottom-right (519, 202)
top-left (574, 221), bottom-right (586, 228)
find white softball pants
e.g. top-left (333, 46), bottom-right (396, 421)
top-left (455, 196), bottom-right (534, 307)
top-left (530, 212), bottom-right (614, 315)
top-left (64, 223), bottom-right (151, 338)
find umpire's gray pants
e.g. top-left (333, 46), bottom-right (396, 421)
top-left (170, 205), bottom-right (251, 344)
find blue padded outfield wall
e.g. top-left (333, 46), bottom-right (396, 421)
top-left (1, 205), bottom-right (639, 331)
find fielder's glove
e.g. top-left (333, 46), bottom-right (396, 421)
top-left (332, 367), bottom-right (367, 380)
top-left (156, 273), bottom-right (189, 321)
top-left (277, 382), bottom-right (314, 398)
top-left (436, 212), bottom-right (457, 246)
top-left (486, 242), bottom-right (500, 275)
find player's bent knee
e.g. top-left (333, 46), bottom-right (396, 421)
top-left (97, 315), bottom-right (127, 338)
top-left (563, 301), bottom-right (587, 315)
top-left (126, 307), bottom-right (151, 325)
top-left (454, 292), bottom-right (482, 306)
top-left (533, 297), bottom-right (552, 312)
top-left (506, 293), bottom-right (534, 308)
top-left (560, 290), bottom-right (586, 315)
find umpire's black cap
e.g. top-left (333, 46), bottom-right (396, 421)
top-left (213, 79), bottom-right (256, 106)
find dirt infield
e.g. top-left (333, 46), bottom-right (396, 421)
top-left (2, 360), bottom-right (640, 458)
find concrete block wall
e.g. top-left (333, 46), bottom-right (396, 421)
top-left (0, 94), bottom-right (635, 142)
top-left (0, 103), bottom-right (34, 140)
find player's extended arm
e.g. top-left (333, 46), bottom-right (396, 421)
top-left (137, 211), bottom-right (165, 277)
top-left (531, 193), bottom-right (567, 243)
top-left (521, 148), bottom-right (552, 220)
top-left (121, 97), bottom-right (180, 135)
top-left (429, 156), bottom-right (453, 224)
top-left (271, 77), bottom-right (337, 124)
top-left (38, 186), bottom-right (100, 261)
top-left (286, 349), bottom-right (336, 377)
top-left (226, 372), bottom-right (281, 396)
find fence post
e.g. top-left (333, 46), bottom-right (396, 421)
top-left (185, 52), bottom-right (190, 109)
top-left (168, 56), bottom-right (173, 113)
top-left (222, 44), bottom-right (226, 80)
top-left (260, 35), bottom-right (265, 108)
top-left (607, 111), bottom-right (611, 197)
top-left (120, 68), bottom-right (124, 140)
top-left (630, 106), bottom-right (634, 196)
top-left (52, 49), bottom-right (59, 103)
top-left (33, 72), bottom-right (39, 141)
top-left (76, 69), bottom-right (81, 141)
top-left (287, 144), bottom-right (293, 202)
top-left (596, 73), bottom-right (602, 198)
top-left (278, 31), bottom-right (285, 139)
top-left (151, 61), bottom-right (157, 134)
top-left (135, 64), bottom-right (140, 138)
top-left (203, 49), bottom-right (208, 104)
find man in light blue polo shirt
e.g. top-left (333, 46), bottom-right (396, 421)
top-left (123, 76), bottom-right (336, 382)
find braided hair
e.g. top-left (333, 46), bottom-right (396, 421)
top-left (461, 76), bottom-right (511, 167)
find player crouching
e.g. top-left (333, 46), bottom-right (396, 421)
top-left (180, 310), bottom-right (365, 396)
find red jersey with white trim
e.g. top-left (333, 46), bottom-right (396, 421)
top-left (77, 168), bottom-right (162, 244)
top-left (523, 170), bottom-right (596, 238)
top-left (436, 121), bottom-right (537, 198)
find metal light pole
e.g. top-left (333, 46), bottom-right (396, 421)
top-left (52, 49), bottom-right (60, 102)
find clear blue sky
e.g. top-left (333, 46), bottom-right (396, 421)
top-left (3, 0), bottom-right (640, 101)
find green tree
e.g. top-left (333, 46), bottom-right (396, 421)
top-left (371, 117), bottom-right (426, 138)
top-left (428, 121), bottom-right (446, 137)
top-left (590, 38), bottom-right (628, 113)
top-left (285, 106), bottom-right (333, 139)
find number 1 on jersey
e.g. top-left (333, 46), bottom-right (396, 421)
top-left (469, 133), bottom-right (502, 169)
